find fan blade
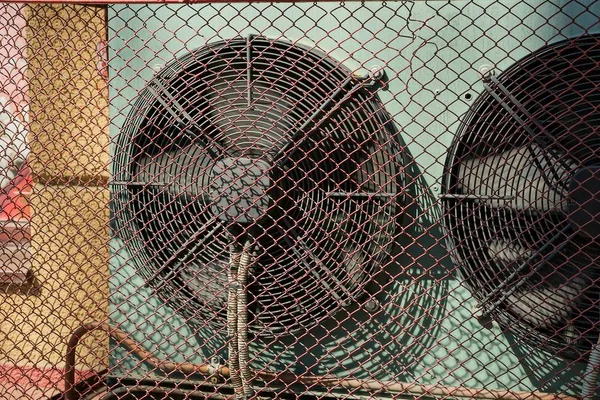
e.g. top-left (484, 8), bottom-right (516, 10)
top-left (340, 246), bottom-right (370, 291)
top-left (273, 76), bottom-right (357, 164)
top-left (134, 142), bottom-right (212, 199)
top-left (457, 144), bottom-right (574, 212)
top-left (488, 240), bottom-right (534, 263)
top-left (177, 235), bottom-right (230, 309)
top-left (205, 80), bottom-right (294, 155)
top-left (147, 80), bottom-right (225, 159)
top-left (505, 274), bottom-right (587, 328)
top-left (484, 230), bottom-right (591, 328)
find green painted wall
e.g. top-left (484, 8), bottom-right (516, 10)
top-left (108, 0), bottom-right (599, 395)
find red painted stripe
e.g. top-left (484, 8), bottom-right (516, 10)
top-left (0, 364), bottom-right (97, 390)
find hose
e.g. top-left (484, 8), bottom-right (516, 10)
top-left (581, 335), bottom-right (600, 399)
top-left (227, 243), bottom-right (244, 398)
top-left (237, 240), bottom-right (254, 397)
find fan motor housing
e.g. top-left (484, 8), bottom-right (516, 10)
top-left (209, 157), bottom-right (272, 223)
top-left (569, 166), bottom-right (600, 238)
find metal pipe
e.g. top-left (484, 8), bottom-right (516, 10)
top-left (257, 372), bottom-right (578, 400)
top-left (237, 241), bottom-right (254, 397)
top-left (64, 322), bottom-right (229, 400)
top-left (65, 321), bottom-right (579, 400)
top-left (1, 0), bottom-right (359, 3)
top-left (99, 385), bottom-right (231, 400)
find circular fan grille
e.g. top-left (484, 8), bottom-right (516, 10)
top-left (443, 35), bottom-right (600, 359)
top-left (113, 37), bottom-right (402, 336)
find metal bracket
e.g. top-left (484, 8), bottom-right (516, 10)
top-left (207, 357), bottom-right (224, 384)
top-left (354, 65), bottom-right (389, 91)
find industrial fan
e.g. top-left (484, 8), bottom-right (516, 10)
top-left (113, 37), bottom-right (402, 337)
top-left (443, 34), bottom-right (600, 360)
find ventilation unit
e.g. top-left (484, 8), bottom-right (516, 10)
top-left (443, 34), bottom-right (600, 361)
top-left (113, 37), bottom-right (402, 337)
top-left (108, 1), bottom-right (600, 398)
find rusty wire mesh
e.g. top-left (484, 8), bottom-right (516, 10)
top-left (0, 1), bottom-right (599, 400)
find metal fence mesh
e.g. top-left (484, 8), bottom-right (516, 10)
top-left (0, 1), bottom-right (599, 399)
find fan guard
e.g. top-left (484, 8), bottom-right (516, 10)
top-left (113, 37), bottom-right (402, 336)
top-left (443, 35), bottom-right (600, 359)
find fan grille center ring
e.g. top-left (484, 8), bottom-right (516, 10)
top-left (568, 166), bottom-right (600, 238)
top-left (210, 157), bottom-right (272, 223)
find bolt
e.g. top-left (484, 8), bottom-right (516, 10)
top-left (479, 64), bottom-right (494, 79)
top-left (153, 63), bottom-right (163, 72)
top-left (472, 303), bottom-right (495, 329)
top-left (369, 65), bottom-right (385, 81)
top-left (364, 298), bottom-right (380, 313)
top-left (366, 65), bottom-right (389, 90)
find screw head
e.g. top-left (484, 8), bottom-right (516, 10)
top-left (479, 64), bottom-right (494, 79)
top-left (364, 298), bottom-right (380, 313)
top-left (369, 65), bottom-right (385, 80)
top-left (472, 303), bottom-right (496, 329)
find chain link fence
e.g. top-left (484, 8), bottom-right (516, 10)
top-left (0, 1), bottom-right (599, 399)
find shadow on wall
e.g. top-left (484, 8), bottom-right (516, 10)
top-left (249, 137), bottom-right (451, 382)
top-left (108, 116), bottom-right (590, 395)
top-left (107, 135), bottom-right (451, 383)
top-left (508, 334), bottom-right (589, 395)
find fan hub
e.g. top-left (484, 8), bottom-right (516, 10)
top-left (568, 166), bottom-right (600, 239)
top-left (210, 157), bottom-right (271, 223)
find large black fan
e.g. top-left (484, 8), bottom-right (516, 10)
top-left (112, 37), bottom-right (402, 336)
top-left (443, 35), bottom-right (600, 359)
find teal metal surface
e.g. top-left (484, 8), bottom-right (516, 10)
top-left (108, 0), bottom-right (600, 396)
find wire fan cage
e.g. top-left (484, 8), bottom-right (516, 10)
top-left (113, 37), bottom-right (402, 336)
top-left (443, 34), bottom-right (600, 359)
